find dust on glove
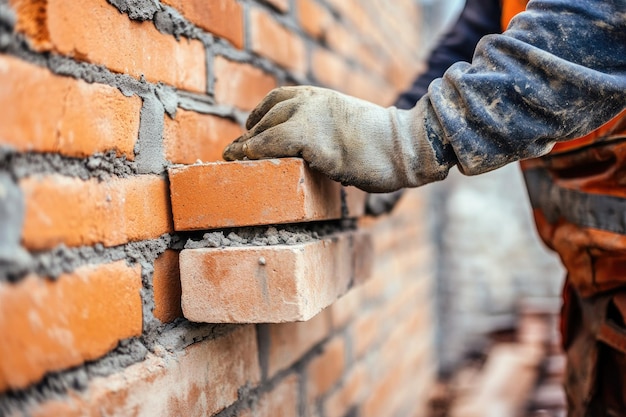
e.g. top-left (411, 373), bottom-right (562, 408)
top-left (223, 86), bottom-right (452, 193)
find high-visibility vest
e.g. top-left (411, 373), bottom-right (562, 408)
top-left (502, 0), bottom-right (626, 296)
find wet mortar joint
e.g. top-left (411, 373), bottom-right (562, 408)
top-left (182, 220), bottom-right (357, 250)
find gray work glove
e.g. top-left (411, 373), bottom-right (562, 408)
top-left (223, 86), bottom-right (450, 193)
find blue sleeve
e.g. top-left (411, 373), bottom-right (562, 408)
top-left (421, 0), bottom-right (626, 176)
top-left (395, 0), bottom-right (502, 109)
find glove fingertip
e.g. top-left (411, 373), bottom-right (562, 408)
top-left (222, 141), bottom-right (245, 161)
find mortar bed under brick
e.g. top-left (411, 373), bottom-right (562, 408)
top-left (183, 221), bottom-right (355, 249)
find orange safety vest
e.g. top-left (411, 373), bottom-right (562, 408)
top-left (502, 0), bottom-right (626, 297)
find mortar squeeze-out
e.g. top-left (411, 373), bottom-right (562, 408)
top-left (183, 222), bottom-right (354, 249)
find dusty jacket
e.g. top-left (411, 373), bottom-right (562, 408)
top-left (412, 0), bottom-right (626, 178)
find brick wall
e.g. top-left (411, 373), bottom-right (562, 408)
top-left (0, 0), bottom-right (439, 416)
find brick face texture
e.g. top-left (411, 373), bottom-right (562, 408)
top-left (0, 0), bottom-right (435, 415)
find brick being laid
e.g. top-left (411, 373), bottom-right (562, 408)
top-left (179, 229), bottom-right (373, 323)
top-left (168, 158), bottom-right (366, 231)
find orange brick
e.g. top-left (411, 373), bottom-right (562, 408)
top-left (153, 250), bottom-right (183, 323)
top-left (297, 0), bottom-right (333, 40)
top-left (27, 326), bottom-right (260, 417)
top-left (249, 8), bottom-right (306, 75)
top-left (324, 363), bottom-right (369, 417)
top-left (362, 327), bottom-right (432, 417)
top-left (311, 47), bottom-right (350, 91)
top-left (329, 286), bottom-right (362, 329)
top-left (180, 229), bottom-right (372, 323)
top-left (351, 309), bottom-right (379, 360)
top-left (241, 374), bottom-right (299, 417)
top-left (163, 109), bottom-right (244, 164)
top-left (307, 337), bottom-right (346, 400)
top-left (344, 71), bottom-right (394, 106)
top-left (168, 159), bottom-right (364, 231)
top-left (0, 261), bottom-right (142, 392)
top-left (21, 174), bottom-right (174, 250)
top-left (161, 0), bottom-right (244, 48)
top-left (214, 56), bottom-right (277, 111)
top-left (325, 22), bottom-right (358, 60)
top-left (10, 0), bottom-right (206, 92)
top-left (268, 310), bottom-right (330, 377)
top-left (0, 55), bottom-right (141, 159)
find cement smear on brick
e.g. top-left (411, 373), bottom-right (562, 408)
top-left (135, 94), bottom-right (166, 174)
top-left (154, 6), bottom-right (200, 40)
top-left (0, 172), bottom-right (32, 281)
top-left (106, 0), bottom-right (160, 21)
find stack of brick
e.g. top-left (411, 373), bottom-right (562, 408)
top-left (0, 0), bottom-right (436, 415)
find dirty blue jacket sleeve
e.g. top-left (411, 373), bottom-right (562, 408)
top-left (396, 0), bottom-right (502, 109)
top-left (420, 0), bottom-right (626, 178)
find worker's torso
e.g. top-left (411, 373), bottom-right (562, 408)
top-left (502, 0), bottom-right (626, 296)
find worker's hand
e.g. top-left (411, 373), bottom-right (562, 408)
top-left (223, 86), bottom-right (449, 193)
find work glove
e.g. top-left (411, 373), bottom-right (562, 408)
top-left (223, 86), bottom-right (451, 193)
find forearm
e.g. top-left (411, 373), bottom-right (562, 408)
top-left (422, 0), bottom-right (626, 176)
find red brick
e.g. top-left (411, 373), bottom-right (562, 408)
top-left (179, 229), bottom-right (372, 323)
top-left (0, 55), bottom-right (141, 159)
top-left (345, 187), bottom-right (367, 219)
top-left (325, 0), bottom-right (381, 49)
top-left (241, 374), bottom-right (299, 417)
top-left (325, 22), bottom-right (358, 60)
top-left (21, 174), bottom-right (174, 250)
top-left (214, 56), bottom-right (277, 111)
top-left (324, 363), bottom-right (369, 417)
top-left (355, 44), bottom-right (387, 80)
top-left (27, 326), bottom-right (260, 417)
top-left (344, 71), bottom-right (394, 106)
top-left (153, 250), bottom-right (183, 323)
top-left (161, 0), bottom-right (244, 48)
top-left (163, 109), bottom-right (244, 164)
top-left (0, 261), bottom-right (142, 392)
top-left (249, 8), bottom-right (306, 75)
top-left (168, 159), bottom-right (364, 231)
top-left (297, 0), bottom-right (333, 40)
top-left (350, 277), bottom-right (432, 367)
top-left (10, 0), bottom-right (206, 92)
top-left (268, 310), bottom-right (330, 377)
top-left (307, 337), bottom-right (346, 400)
top-left (311, 47), bottom-right (350, 90)
top-left (329, 286), bottom-right (362, 329)
top-left (351, 309), bottom-right (379, 360)
top-left (361, 324), bottom-right (433, 417)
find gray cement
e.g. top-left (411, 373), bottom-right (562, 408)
top-left (0, 1), bottom-right (337, 414)
top-left (183, 223), bottom-right (350, 249)
top-left (135, 94), bottom-right (166, 174)
top-left (106, 0), bottom-right (160, 21)
top-left (0, 172), bottom-right (32, 282)
top-left (155, 83), bottom-right (178, 118)
top-left (158, 322), bottom-right (238, 352)
top-left (0, 338), bottom-right (148, 416)
top-left (2, 148), bottom-right (137, 181)
top-left (154, 6), bottom-right (200, 40)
